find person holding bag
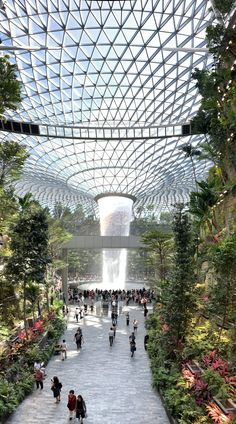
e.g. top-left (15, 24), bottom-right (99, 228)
top-left (51, 376), bottom-right (62, 403)
top-left (76, 394), bottom-right (87, 423)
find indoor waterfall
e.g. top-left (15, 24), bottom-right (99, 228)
top-left (97, 195), bottom-right (133, 289)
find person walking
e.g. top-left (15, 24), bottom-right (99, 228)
top-left (129, 331), bottom-right (136, 347)
top-left (74, 328), bottom-right (83, 350)
top-left (75, 308), bottom-right (79, 323)
top-left (79, 306), bottom-right (83, 320)
top-left (33, 359), bottom-right (41, 371)
top-left (144, 334), bottom-right (149, 350)
top-left (133, 319), bottom-right (139, 332)
top-left (113, 322), bottom-right (117, 338)
top-left (144, 306), bottom-right (148, 318)
top-left (60, 339), bottom-right (67, 360)
top-left (108, 327), bottom-right (114, 346)
top-left (130, 339), bottom-right (136, 357)
top-left (51, 376), bottom-right (62, 403)
top-left (76, 394), bottom-right (87, 423)
top-left (126, 312), bottom-right (130, 325)
top-left (34, 368), bottom-right (44, 390)
top-left (67, 389), bottom-right (77, 421)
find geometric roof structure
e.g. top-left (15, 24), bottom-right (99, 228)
top-left (0, 1), bottom-right (214, 216)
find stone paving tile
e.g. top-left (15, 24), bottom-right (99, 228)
top-left (5, 302), bottom-right (170, 424)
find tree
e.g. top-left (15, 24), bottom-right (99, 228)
top-left (180, 144), bottom-right (201, 189)
top-left (142, 229), bottom-right (173, 281)
top-left (214, 0), bottom-right (235, 14)
top-left (48, 216), bottom-right (72, 272)
top-left (0, 141), bottom-right (29, 188)
top-left (207, 234), bottom-right (236, 345)
top-left (68, 249), bottom-right (101, 278)
top-left (159, 212), bottom-right (173, 226)
top-left (189, 181), bottom-right (219, 237)
top-left (0, 142), bottom-right (29, 234)
top-left (0, 55), bottom-right (21, 117)
top-left (162, 205), bottom-right (196, 351)
top-left (24, 282), bottom-right (40, 320)
top-left (5, 204), bottom-right (51, 336)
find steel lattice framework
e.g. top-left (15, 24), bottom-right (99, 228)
top-left (0, 0), bottom-right (215, 215)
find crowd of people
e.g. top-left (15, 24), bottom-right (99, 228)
top-left (33, 287), bottom-right (151, 421)
top-left (68, 287), bottom-right (155, 305)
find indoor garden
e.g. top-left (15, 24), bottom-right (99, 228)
top-left (144, 2), bottom-right (236, 423)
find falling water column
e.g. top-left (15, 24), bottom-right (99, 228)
top-left (97, 195), bottom-right (134, 290)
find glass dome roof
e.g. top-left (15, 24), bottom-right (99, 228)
top-left (0, 0), bottom-right (214, 215)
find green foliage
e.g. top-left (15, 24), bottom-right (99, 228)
top-left (212, 0), bottom-right (235, 15)
top-left (202, 368), bottom-right (229, 400)
top-left (0, 141), bottom-right (29, 188)
top-left (207, 234), bottom-right (236, 326)
top-left (189, 180), bottom-right (219, 235)
top-left (68, 249), bottom-right (101, 277)
top-left (52, 201), bottom-right (98, 235)
top-left (51, 299), bottom-right (64, 314)
top-left (47, 215), bottom-right (72, 271)
top-left (6, 207), bottom-right (51, 285)
top-left (191, 18), bottom-right (236, 181)
top-left (164, 381), bottom-right (209, 423)
top-left (24, 345), bottom-right (41, 366)
top-left (0, 380), bottom-right (19, 418)
top-left (162, 206), bottom-right (196, 347)
top-left (142, 229), bottom-right (173, 281)
top-left (0, 55), bottom-right (21, 116)
top-left (183, 322), bottom-right (221, 359)
top-left (209, 233), bottom-right (236, 276)
top-left (0, 368), bottom-right (34, 421)
top-left (159, 212), bottom-right (173, 226)
top-left (0, 311), bottom-right (65, 421)
top-left (207, 166), bottom-right (224, 191)
top-left (191, 110), bottom-right (212, 134)
top-left (5, 204), bottom-right (51, 333)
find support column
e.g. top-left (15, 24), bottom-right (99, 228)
top-left (61, 248), bottom-right (68, 304)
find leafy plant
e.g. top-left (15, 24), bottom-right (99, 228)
top-left (0, 55), bottom-right (22, 117)
top-left (162, 205), bottom-right (196, 350)
top-left (183, 322), bottom-right (221, 359)
top-left (203, 368), bottom-right (229, 400)
top-left (192, 378), bottom-right (212, 405)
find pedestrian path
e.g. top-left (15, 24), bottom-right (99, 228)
top-left (6, 302), bottom-right (170, 424)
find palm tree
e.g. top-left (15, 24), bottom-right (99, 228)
top-left (196, 141), bottom-right (226, 184)
top-left (180, 144), bottom-right (201, 190)
top-left (189, 181), bottom-right (219, 237)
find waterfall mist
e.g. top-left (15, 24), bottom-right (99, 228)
top-left (98, 196), bottom-right (133, 289)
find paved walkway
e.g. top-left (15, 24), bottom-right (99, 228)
top-left (6, 302), bottom-right (169, 424)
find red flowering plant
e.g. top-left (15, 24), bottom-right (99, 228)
top-left (18, 329), bottom-right (28, 342)
top-left (203, 350), bottom-right (231, 377)
top-left (203, 350), bottom-right (219, 367)
top-left (192, 378), bottom-right (212, 405)
top-left (33, 319), bottom-right (44, 333)
top-left (17, 327), bottom-right (38, 343)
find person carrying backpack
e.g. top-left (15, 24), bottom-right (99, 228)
top-left (51, 376), bottom-right (62, 403)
